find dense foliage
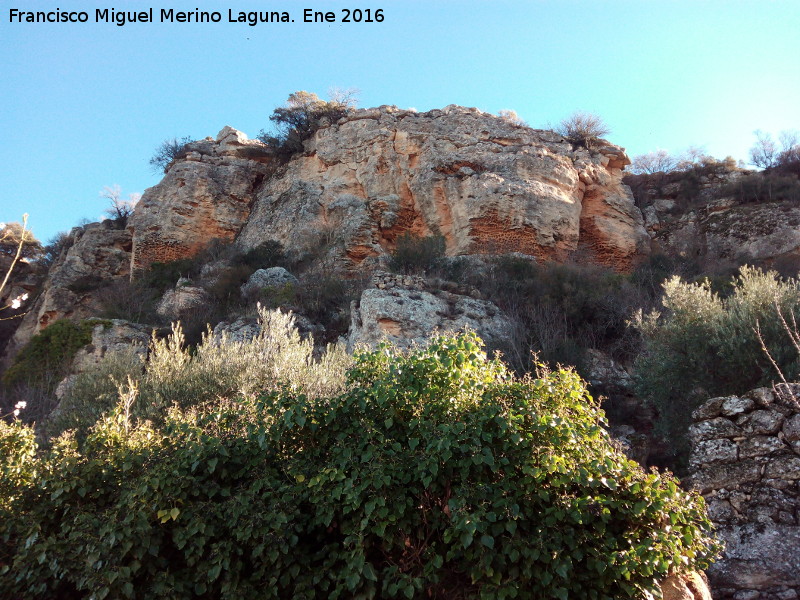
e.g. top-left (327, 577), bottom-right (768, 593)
top-left (43, 308), bottom-right (351, 443)
top-left (2, 319), bottom-right (97, 391)
top-left (1, 329), bottom-right (719, 599)
top-left (633, 267), bottom-right (800, 465)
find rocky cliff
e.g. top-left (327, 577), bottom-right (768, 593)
top-left (129, 126), bottom-right (271, 272)
top-left (1, 220), bottom-right (132, 370)
top-left (628, 164), bottom-right (800, 270)
top-left (129, 106), bottom-right (650, 276)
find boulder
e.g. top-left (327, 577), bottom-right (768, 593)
top-left (660, 571), bottom-right (713, 600)
top-left (54, 319), bottom-right (150, 399)
top-left (347, 286), bottom-right (512, 351)
top-left (240, 267), bottom-right (298, 299)
top-left (156, 282), bottom-right (210, 321)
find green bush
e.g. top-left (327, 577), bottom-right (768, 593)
top-left (0, 331), bottom-right (719, 599)
top-left (43, 308), bottom-right (351, 442)
top-left (388, 233), bottom-right (447, 276)
top-left (2, 319), bottom-right (96, 390)
top-left (633, 266), bottom-right (800, 467)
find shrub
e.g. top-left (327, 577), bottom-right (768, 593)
top-left (555, 111), bottom-right (610, 149)
top-left (470, 259), bottom-right (647, 372)
top-left (496, 109), bottom-right (526, 127)
top-left (259, 90), bottom-right (357, 158)
top-left (633, 267), bottom-right (800, 468)
top-left (717, 171), bottom-right (800, 204)
top-left (138, 258), bottom-right (198, 293)
top-left (388, 233), bottom-right (447, 276)
top-left (233, 240), bottom-right (288, 270)
top-left (149, 136), bottom-right (193, 173)
top-left (2, 319), bottom-right (96, 391)
top-left (43, 308), bottom-right (351, 442)
top-left (629, 149), bottom-right (679, 175)
top-left (0, 331), bottom-right (719, 599)
top-left (38, 230), bottom-right (72, 269)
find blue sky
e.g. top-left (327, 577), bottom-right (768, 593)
top-left (2, 0), bottom-right (799, 243)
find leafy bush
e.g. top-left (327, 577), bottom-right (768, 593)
top-left (633, 267), bottom-right (800, 467)
top-left (149, 136), bottom-right (193, 173)
top-left (388, 233), bottom-right (447, 276)
top-left (44, 308), bottom-right (351, 442)
top-left (2, 319), bottom-right (96, 391)
top-left (1, 331), bottom-right (719, 599)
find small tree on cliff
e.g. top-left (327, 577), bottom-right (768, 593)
top-left (259, 89), bottom-right (359, 157)
top-left (149, 136), bottom-right (193, 173)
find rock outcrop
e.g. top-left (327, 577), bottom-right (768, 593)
top-left (240, 267), bottom-right (298, 299)
top-left (1, 220), bottom-right (132, 369)
top-left (129, 126), bottom-right (272, 273)
top-left (687, 385), bottom-right (800, 599)
top-left (236, 105), bottom-right (650, 271)
top-left (660, 572), bottom-right (713, 600)
top-left (156, 280), bottom-right (211, 321)
top-left (347, 272), bottom-right (512, 351)
top-left (54, 319), bottom-right (151, 399)
top-left (628, 165), bottom-right (800, 269)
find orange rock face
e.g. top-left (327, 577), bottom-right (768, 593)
top-left (129, 127), bottom-right (271, 273)
top-left (237, 105), bottom-right (650, 272)
top-left (128, 109), bottom-right (650, 278)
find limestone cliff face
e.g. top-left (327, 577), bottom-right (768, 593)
top-left (1, 220), bottom-right (132, 369)
top-left (629, 165), bottom-right (800, 268)
top-left (129, 126), bottom-right (271, 272)
top-left (235, 105), bottom-right (650, 270)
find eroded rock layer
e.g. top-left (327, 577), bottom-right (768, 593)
top-left (129, 127), bottom-right (271, 272)
top-left (236, 105), bottom-right (650, 271)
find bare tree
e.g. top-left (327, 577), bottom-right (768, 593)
top-left (555, 111), bottom-right (610, 149)
top-left (327, 86), bottom-right (360, 110)
top-left (778, 130), bottom-right (799, 151)
top-left (101, 185), bottom-right (140, 222)
top-left (749, 130), bottom-right (779, 169)
top-left (629, 149), bottom-right (678, 174)
top-left (149, 136), bottom-right (193, 173)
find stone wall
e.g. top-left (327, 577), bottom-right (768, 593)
top-left (686, 385), bottom-right (800, 599)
